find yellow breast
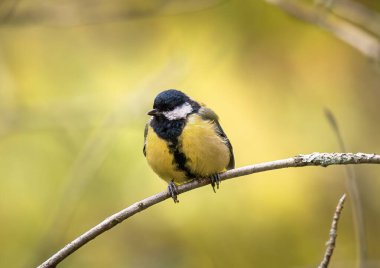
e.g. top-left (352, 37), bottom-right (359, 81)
top-left (180, 114), bottom-right (230, 176)
top-left (145, 125), bottom-right (187, 184)
top-left (145, 114), bottom-right (230, 185)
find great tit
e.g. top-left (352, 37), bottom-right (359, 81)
top-left (143, 89), bottom-right (234, 203)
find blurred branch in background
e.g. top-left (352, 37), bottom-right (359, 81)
top-left (0, 0), bottom-right (228, 26)
top-left (265, 0), bottom-right (380, 62)
top-left (0, 0), bottom-right (21, 23)
top-left (325, 109), bottom-right (367, 268)
top-left (315, 0), bottom-right (380, 37)
top-left (318, 193), bottom-right (346, 268)
top-left (37, 152), bottom-right (380, 268)
top-left (0, 0), bottom-right (168, 25)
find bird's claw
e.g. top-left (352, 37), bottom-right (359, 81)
top-left (210, 173), bottom-right (221, 193)
top-left (168, 181), bottom-right (179, 203)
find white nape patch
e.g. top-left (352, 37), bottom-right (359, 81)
top-left (163, 102), bottom-right (193, 120)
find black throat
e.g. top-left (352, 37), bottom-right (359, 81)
top-left (150, 117), bottom-right (186, 143)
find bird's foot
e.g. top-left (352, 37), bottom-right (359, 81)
top-left (210, 173), bottom-right (221, 193)
top-left (168, 180), bottom-right (179, 203)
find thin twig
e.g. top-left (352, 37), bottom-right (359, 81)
top-left (325, 109), bottom-right (367, 268)
top-left (318, 194), bottom-right (346, 268)
top-left (318, 193), bottom-right (347, 268)
top-left (37, 152), bottom-right (380, 268)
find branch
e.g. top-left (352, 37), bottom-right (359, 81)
top-left (37, 152), bottom-right (380, 268)
top-left (318, 193), bottom-right (347, 268)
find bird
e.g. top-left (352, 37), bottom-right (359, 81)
top-left (143, 89), bottom-right (234, 203)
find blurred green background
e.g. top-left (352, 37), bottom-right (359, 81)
top-left (1, 0), bottom-right (380, 267)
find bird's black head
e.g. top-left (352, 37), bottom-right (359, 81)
top-left (153, 89), bottom-right (190, 112)
top-left (148, 89), bottom-right (199, 120)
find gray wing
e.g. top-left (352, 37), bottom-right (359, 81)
top-left (199, 107), bottom-right (235, 169)
top-left (143, 123), bottom-right (148, 157)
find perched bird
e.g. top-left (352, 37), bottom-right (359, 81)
top-left (143, 89), bottom-right (234, 203)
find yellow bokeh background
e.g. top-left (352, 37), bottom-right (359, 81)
top-left (0, 0), bottom-right (379, 267)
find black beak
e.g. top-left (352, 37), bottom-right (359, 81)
top-left (148, 109), bottom-right (159, 116)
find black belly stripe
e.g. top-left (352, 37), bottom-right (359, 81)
top-left (150, 116), bottom-right (196, 179)
top-left (167, 140), bottom-right (196, 179)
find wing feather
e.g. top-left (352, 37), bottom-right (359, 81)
top-left (143, 122), bottom-right (148, 156)
top-left (198, 107), bottom-right (235, 169)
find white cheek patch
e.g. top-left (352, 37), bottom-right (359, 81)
top-left (163, 102), bottom-right (193, 120)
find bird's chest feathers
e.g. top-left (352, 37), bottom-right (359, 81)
top-left (180, 115), bottom-right (230, 175)
top-left (146, 114), bottom-right (229, 182)
top-left (145, 123), bottom-right (186, 183)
